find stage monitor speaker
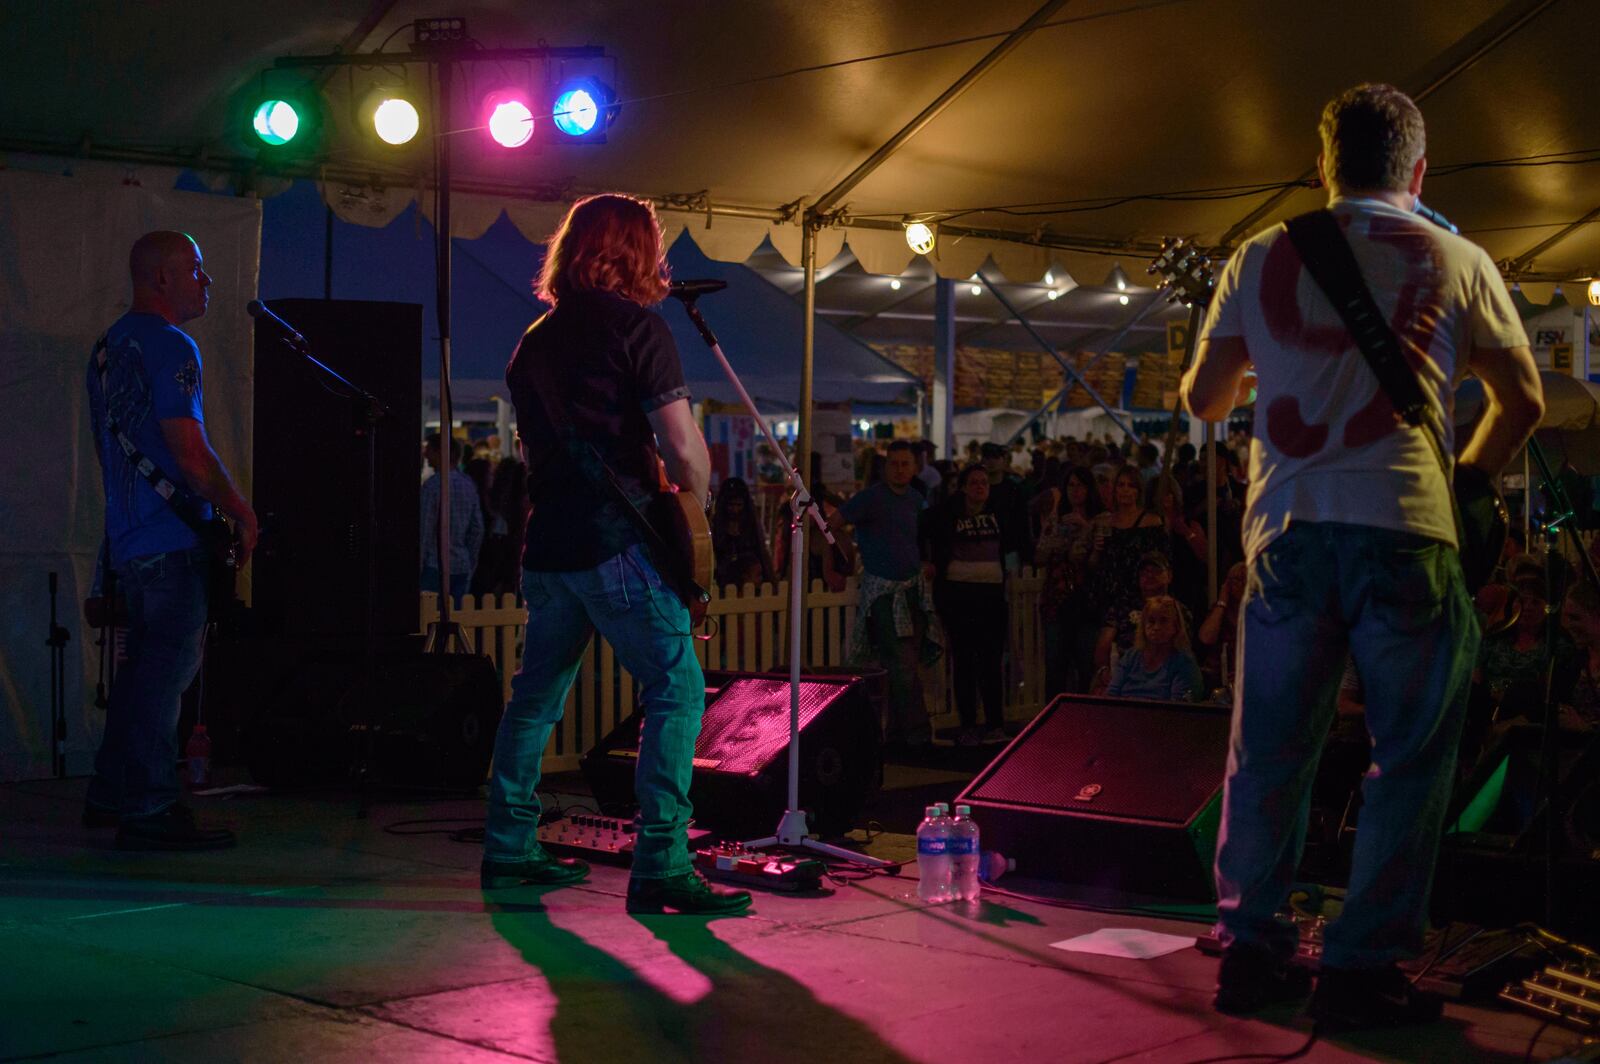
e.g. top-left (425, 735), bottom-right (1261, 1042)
top-left (245, 651), bottom-right (500, 790)
top-left (956, 694), bottom-right (1231, 900)
top-left (581, 673), bottom-right (881, 838)
top-left (252, 298), bottom-right (422, 637)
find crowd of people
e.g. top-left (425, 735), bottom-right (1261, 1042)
top-left (419, 432), bottom-right (532, 603)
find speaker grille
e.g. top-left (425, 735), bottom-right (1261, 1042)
top-left (966, 698), bottom-right (1229, 824)
top-left (692, 678), bottom-right (849, 776)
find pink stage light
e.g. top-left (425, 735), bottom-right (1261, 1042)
top-left (484, 91), bottom-right (534, 148)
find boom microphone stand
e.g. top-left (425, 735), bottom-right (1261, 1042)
top-left (671, 283), bottom-right (892, 869)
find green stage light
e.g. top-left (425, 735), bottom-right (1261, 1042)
top-left (252, 100), bottom-right (301, 146)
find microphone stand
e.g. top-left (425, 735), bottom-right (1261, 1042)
top-left (673, 294), bottom-right (892, 869)
top-left (259, 326), bottom-right (390, 819)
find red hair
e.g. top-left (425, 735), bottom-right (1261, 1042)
top-left (536, 193), bottom-right (670, 307)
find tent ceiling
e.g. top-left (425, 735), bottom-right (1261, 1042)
top-left (8, 0), bottom-right (1595, 288)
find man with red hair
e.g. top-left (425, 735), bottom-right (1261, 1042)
top-left (483, 194), bottom-right (750, 915)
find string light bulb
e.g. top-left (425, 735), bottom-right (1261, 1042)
top-left (889, 278), bottom-right (902, 290)
top-left (1588, 279), bottom-right (1600, 307)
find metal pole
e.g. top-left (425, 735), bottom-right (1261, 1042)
top-left (798, 222), bottom-right (818, 622)
top-left (435, 59), bottom-right (456, 640)
top-left (810, 0), bottom-right (1071, 215)
top-left (935, 277), bottom-right (956, 458)
top-left (976, 269), bottom-right (1145, 442)
top-left (1205, 421), bottom-right (1219, 603)
top-left (323, 204), bottom-right (334, 299)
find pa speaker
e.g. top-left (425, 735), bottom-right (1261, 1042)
top-left (251, 298), bottom-right (422, 637)
top-left (581, 672), bottom-right (881, 837)
top-left (956, 694), bottom-right (1231, 900)
top-left (246, 651), bottom-right (501, 790)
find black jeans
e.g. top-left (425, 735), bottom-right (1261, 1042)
top-left (937, 581), bottom-right (1008, 729)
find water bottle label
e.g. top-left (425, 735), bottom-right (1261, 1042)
top-left (917, 838), bottom-right (947, 855)
top-left (946, 837), bottom-right (976, 855)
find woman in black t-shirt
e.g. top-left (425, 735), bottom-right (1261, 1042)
top-left (923, 464), bottom-right (1026, 745)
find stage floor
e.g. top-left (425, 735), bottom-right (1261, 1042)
top-left (0, 776), bottom-right (1580, 1063)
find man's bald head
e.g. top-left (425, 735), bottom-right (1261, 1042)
top-left (130, 231), bottom-right (198, 286)
top-left (128, 231), bottom-right (211, 324)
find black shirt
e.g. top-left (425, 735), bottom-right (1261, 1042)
top-left (507, 290), bottom-right (690, 571)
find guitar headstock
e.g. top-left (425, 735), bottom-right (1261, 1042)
top-left (1147, 238), bottom-right (1216, 310)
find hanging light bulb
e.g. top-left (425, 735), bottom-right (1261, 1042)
top-left (1588, 279), bottom-right (1600, 306)
top-left (1044, 270), bottom-right (1054, 286)
top-left (1118, 294), bottom-right (1130, 306)
top-left (971, 283), bottom-right (982, 297)
top-left (1047, 289), bottom-right (1060, 300)
top-left (904, 222), bottom-right (935, 255)
top-left (889, 278), bottom-right (902, 291)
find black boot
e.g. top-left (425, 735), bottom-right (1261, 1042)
top-left (1309, 964), bottom-right (1444, 1029)
top-left (626, 870), bottom-right (753, 915)
top-left (481, 851), bottom-right (590, 889)
top-left (116, 804), bottom-right (235, 851)
top-left (1213, 945), bottom-right (1312, 1014)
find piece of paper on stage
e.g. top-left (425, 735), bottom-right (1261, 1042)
top-left (1050, 928), bottom-right (1196, 960)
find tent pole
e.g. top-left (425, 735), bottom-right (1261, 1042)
top-left (797, 220), bottom-right (818, 625)
top-left (809, 0), bottom-right (1070, 216)
top-left (935, 277), bottom-right (956, 459)
top-left (1206, 420), bottom-right (1219, 604)
top-left (976, 268), bottom-right (1144, 443)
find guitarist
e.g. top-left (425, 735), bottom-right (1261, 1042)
top-left (1183, 84), bottom-right (1542, 1026)
top-left (488, 193), bottom-right (750, 915)
top-left (84, 231), bottom-right (256, 851)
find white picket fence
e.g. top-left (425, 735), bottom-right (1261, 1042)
top-left (420, 568), bottom-right (1047, 773)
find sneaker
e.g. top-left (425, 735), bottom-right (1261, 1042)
top-left (1308, 964), bottom-right (1444, 1029)
top-left (481, 851), bottom-right (590, 889)
top-left (116, 804), bottom-right (235, 851)
top-left (1213, 946), bottom-right (1313, 1014)
top-left (956, 727), bottom-right (982, 748)
top-left (82, 801), bottom-right (120, 829)
top-left (626, 870), bottom-right (753, 915)
top-left (981, 727), bottom-right (1009, 745)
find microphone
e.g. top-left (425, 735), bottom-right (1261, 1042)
top-left (247, 300), bottom-right (308, 350)
top-left (667, 278), bottom-right (728, 300)
top-left (1414, 200), bottom-right (1459, 235)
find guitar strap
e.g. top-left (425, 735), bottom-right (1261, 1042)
top-left (1282, 210), bottom-right (1467, 550)
top-left (92, 333), bottom-right (217, 545)
top-left (521, 351), bottom-right (707, 608)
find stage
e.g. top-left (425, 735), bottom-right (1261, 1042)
top-left (0, 771), bottom-right (1578, 1063)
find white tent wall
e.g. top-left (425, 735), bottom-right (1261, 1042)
top-left (0, 167), bottom-right (260, 782)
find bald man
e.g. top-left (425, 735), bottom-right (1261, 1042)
top-left (84, 231), bottom-right (256, 851)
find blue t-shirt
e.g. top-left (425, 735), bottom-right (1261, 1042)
top-left (86, 311), bottom-right (210, 564)
top-left (841, 482), bottom-right (925, 580)
top-left (1106, 646), bottom-right (1205, 702)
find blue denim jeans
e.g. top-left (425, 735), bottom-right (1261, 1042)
top-left (86, 547), bottom-right (210, 819)
top-left (1214, 522), bottom-right (1478, 970)
top-left (483, 543), bottom-right (704, 880)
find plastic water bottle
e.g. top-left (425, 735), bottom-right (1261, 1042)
top-left (978, 851), bottom-right (1016, 885)
top-left (916, 805), bottom-right (952, 903)
top-left (950, 804), bottom-right (981, 902)
top-left (185, 724), bottom-right (211, 789)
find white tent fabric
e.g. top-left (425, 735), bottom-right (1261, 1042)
top-left (0, 169), bottom-right (260, 782)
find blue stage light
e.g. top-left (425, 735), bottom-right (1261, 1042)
top-left (552, 79), bottom-right (614, 138)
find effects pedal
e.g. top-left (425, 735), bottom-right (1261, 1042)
top-left (694, 841), bottom-right (826, 892)
top-left (538, 813), bottom-right (711, 867)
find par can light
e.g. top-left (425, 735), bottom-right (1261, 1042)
top-left (251, 100), bottom-right (301, 146)
top-left (483, 90), bottom-right (535, 148)
top-left (373, 97), bottom-right (421, 145)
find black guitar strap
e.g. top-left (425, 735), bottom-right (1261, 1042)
top-left (1282, 211), bottom-right (1467, 547)
top-left (520, 352), bottom-right (707, 608)
top-left (92, 333), bottom-right (216, 544)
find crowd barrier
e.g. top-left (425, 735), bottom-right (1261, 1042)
top-left (420, 568), bottom-right (1048, 774)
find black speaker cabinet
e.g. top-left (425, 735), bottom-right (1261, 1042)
top-left (245, 651), bottom-right (501, 791)
top-left (252, 298), bottom-right (422, 637)
top-left (956, 694), bottom-right (1232, 900)
top-left (581, 673), bottom-right (881, 837)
